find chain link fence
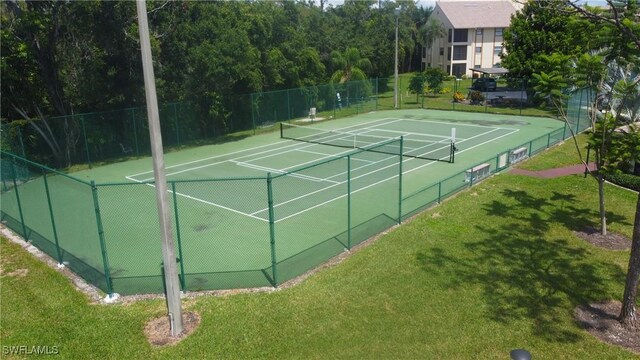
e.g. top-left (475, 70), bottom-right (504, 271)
top-left (0, 89), bottom-right (593, 296)
top-left (2, 76), bottom-right (575, 170)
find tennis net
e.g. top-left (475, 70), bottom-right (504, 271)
top-left (280, 123), bottom-right (455, 163)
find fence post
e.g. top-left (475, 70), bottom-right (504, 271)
top-left (528, 140), bottom-right (533, 156)
top-left (375, 78), bottom-right (379, 111)
top-left (171, 182), bottom-right (187, 291)
top-left (90, 181), bottom-right (114, 296)
top-left (347, 155), bottom-right (352, 250)
top-left (547, 133), bottom-right (551, 148)
top-left (80, 115), bottom-right (92, 169)
top-left (17, 127), bottom-right (26, 158)
top-left (42, 169), bottom-right (63, 264)
top-left (287, 89), bottom-right (291, 121)
top-left (10, 157), bottom-right (28, 240)
top-left (398, 137), bottom-right (403, 224)
top-left (438, 182), bottom-right (442, 203)
top-left (132, 108), bottom-right (140, 156)
top-left (251, 93), bottom-right (256, 135)
top-left (267, 173), bottom-right (278, 287)
top-left (174, 103), bottom-right (180, 146)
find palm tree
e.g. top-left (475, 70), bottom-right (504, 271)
top-left (329, 48), bottom-right (371, 84)
top-left (419, 18), bottom-right (446, 68)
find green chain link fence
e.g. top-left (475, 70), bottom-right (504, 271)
top-left (0, 88), bottom-right (593, 296)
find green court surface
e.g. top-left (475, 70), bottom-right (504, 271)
top-left (1, 109), bottom-right (566, 295)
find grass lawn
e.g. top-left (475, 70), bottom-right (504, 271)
top-left (1, 137), bottom-right (639, 359)
top-left (376, 73), bottom-right (557, 118)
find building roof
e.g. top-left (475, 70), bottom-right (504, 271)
top-left (470, 67), bottom-right (509, 75)
top-left (436, 1), bottom-right (516, 29)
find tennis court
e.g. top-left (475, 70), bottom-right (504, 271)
top-left (1, 109), bottom-right (568, 295)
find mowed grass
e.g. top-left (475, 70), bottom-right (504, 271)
top-left (1, 137), bottom-right (639, 359)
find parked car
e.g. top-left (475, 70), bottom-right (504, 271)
top-left (472, 77), bottom-right (497, 91)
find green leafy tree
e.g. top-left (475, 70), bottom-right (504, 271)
top-left (558, 0), bottom-right (640, 329)
top-left (408, 72), bottom-right (426, 103)
top-left (329, 47), bottom-right (371, 84)
top-left (501, 0), bottom-right (589, 79)
top-left (423, 67), bottom-right (446, 96)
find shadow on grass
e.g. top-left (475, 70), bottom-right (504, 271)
top-left (416, 188), bottom-right (627, 343)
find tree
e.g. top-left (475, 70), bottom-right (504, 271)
top-left (419, 18), bottom-right (446, 68)
top-left (329, 47), bottom-right (371, 84)
top-left (501, 0), bottom-right (589, 79)
top-left (423, 67), bottom-right (446, 96)
top-left (408, 72), bottom-right (425, 103)
top-left (559, 0), bottom-right (640, 329)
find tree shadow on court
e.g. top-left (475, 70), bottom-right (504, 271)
top-left (416, 188), bottom-right (627, 343)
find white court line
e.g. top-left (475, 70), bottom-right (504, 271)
top-left (127, 119), bottom-right (519, 222)
top-left (358, 127), bottom-right (454, 140)
top-left (379, 117), bottom-right (518, 131)
top-left (257, 127), bottom-right (520, 221)
top-left (127, 117), bottom-right (397, 179)
top-left (124, 181), bottom-right (269, 222)
top-left (232, 160), bottom-right (340, 184)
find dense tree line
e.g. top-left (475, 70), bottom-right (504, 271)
top-left (1, 1), bottom-right (429, 126)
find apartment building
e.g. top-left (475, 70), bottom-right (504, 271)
top-left (422, 0), bottom-right (518, 77)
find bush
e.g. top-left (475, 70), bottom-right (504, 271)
top-left (468, 90), bottom-right (485, 105)
top-left (440, 87), bottom-right (452, 94)
top-left (604, 172), bottom-right (640, 191)
top-left (453, 91), bottom-right (465, 102)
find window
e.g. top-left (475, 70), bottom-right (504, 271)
top-left (474, 65), bottom-right (481, 69)
top-left (453, 45), bottom-right (467, 60)
top-left (448, 29), bottom-right (452, 43)
top-left (447, 47), bottom-right (451, 60)
top-left (475, 46), bottom-right (482, 53)
top-left (446, 65), bottom-right (451, 74)
top-left (452, 64), bottom-right (467, 77)
top-left (453, 29), bottom-right (468, 42)
top-left (495, 28), bottom-right (503, 37)
top-left (494, 45), bottom-right (503, 56)
top-left (439, 47), bottom-right (444, 56)
top-left (476, 28), bottom-right (483, 35)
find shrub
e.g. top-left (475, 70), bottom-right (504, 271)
top-left (604, 172), bottom-right (640, 191)
top-left (453, 91), bottom-right (465, 102)
top-left (468, 90), bottom-right (485, 105)
top-left (440, 87), bottom-right (452, 94)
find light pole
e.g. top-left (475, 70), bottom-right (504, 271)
top-left (394, 7), bottom-right (400, 109)
top-left (136, 0), bottom-right (183, 336)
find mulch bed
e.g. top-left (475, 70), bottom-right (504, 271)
top-left (574, 301), bottom-right (640, 354)
top-left (572, 227), bottom-right (638, 354)
top-left (574, 227), bottom-right (632, 250)
top-left (144, 311), bottom-right (201, 347)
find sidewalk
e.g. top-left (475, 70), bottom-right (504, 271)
top-left (510, 163), bottom-right (597, 179)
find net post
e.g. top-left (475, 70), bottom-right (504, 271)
top-left (90, 180), bottom-right (114, 296)
top-left (279, 123), bottom-right (283, 138)
top-left (398, 137), bottom-right (403, 224)
top-left (42, 168), bottom-right (63, 265)
top-left (267, 173), bottom-right (278, 287)
top-left (171, 181), bottom-right (187, 291)
top-left (438, 181), bottom-right (442, 203)
top-left (347, 155), bottom-right (352, 250)
top-left (10, 156), bottom-right (29, 240)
